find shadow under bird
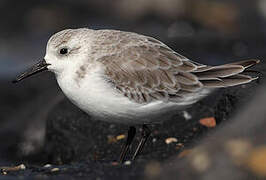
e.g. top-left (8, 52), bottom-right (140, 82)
top-left (13, 28), bottom-right (260, 163)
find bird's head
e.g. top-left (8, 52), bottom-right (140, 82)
top-left (13, 28), bottom-right (92, 83)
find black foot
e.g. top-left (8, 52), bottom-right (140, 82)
top-left (119, 126), bottom-right (136, 163)
top-left (132, 124), bottom-right (151, 160)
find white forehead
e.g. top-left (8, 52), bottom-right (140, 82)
top-left (47, 28), bottom-right (93, 49)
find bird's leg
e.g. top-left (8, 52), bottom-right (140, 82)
top-left (119, 126), bottom-right (136, 163)
top-left (132, 124), bottom-right (151, 160)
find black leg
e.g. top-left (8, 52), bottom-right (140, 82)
top-left (132, 124), bottom-right (151, 160)
top-left (119, 126), bottom-right (136, 163)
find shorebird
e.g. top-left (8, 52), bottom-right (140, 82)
top-left (13, 28), bottom-right (260, 163)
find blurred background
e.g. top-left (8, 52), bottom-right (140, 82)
top-left (1, 0), bottom-right (265, 79)
top-left (0, 0), bottom-right (265, 179)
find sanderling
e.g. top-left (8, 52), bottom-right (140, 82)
top-left (13, 28), bottom-right (260, 162)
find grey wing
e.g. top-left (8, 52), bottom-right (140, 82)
top-left (97, 33), bottom-right (205, 104)
top-left (96, 31), bottom-right (259, 104)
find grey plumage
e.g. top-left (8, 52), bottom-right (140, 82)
top-left (90, 30), bottom-right (259, 104)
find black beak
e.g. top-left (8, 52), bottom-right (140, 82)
top-left (12, 59), bottom-right (50, 83)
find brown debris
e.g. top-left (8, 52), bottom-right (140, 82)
top-left (165, 137), bottom-right (178, 144)
top-left (116, 134), bottom-right (126, 140)
top-left (108, 134), bottom-right (126, 144)
top-left (51, 168), bottom-right (60, 172)
top-left (199, 117), bottom-right (216, 128)
top-left (1, 164), bottom-right (26, 173)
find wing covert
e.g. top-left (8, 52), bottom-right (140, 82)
top-left (96, 32), bottom-right (203, 104)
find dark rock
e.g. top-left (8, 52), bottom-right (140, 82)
top-left (154, 84), bottom-right (266, 180)
top-left (0, 73), bottom-right (61, 163)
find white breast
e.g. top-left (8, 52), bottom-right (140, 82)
top-left (56, 65), bottom-right (148, 123)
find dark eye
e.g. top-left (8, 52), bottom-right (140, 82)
top-left (59, 48), bottom-right (69, 55)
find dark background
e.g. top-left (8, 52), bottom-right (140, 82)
top-left (1, 0), bottom-right (265, 79)
top-left (0, 0), bottom-right (266, 179)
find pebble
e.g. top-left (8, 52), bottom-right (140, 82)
top-left (108, 134), bottom-right (126, 144)
top-left (1, 164), bottom-right (26, 172)
top-left (116, 134), bottom-right (126, 140)
top-left (51, 168), bottom-right (60, 172)
top-left (199, 117), bottom-right (216, 128)
top-left (43, 164), bottom-right (52, 168)
top-left (19, 164), bottom-right (26, 170)
top-left (183, 111), bottom-right (192, 120)
top-left (165, 137), bottom-right (178, 144)
top-left (124, 161), bottom-right (131, 165)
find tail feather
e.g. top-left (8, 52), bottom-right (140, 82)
top-left (195, 65), bottom-right (244, 80)
top-left (227, 59), bottom-right (260, 69)
top-left (202, 74), bottom-right (257, 88)
top-left (194, 59), bottom-right (260, 88)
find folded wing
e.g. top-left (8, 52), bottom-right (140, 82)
top-left (96, 32), bottom-right (259, 104)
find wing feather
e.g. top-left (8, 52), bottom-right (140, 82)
top-left (96, 31), bottom-right (203, 104)
top-left (94, 30), bottom-right (259, 104)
